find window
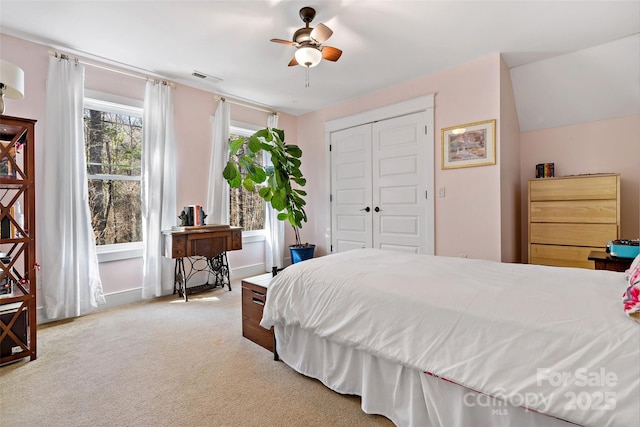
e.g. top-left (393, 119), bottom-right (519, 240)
top-left (228, 123), bottom-right (265, 232)
top-left (84, 97), bottom-right (143, 247)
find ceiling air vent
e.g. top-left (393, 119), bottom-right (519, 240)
top-left (191, 70), bottom-right (223, 83)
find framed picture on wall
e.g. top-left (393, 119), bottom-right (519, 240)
top-left (441, 119), bottom-right (496, 169)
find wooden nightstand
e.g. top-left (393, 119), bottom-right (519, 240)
top-left (241, 273), bottom-right (275, 354)
top-left (588, 251), bottom-right (634, 272)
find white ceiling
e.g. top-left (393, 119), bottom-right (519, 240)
top-left (1, 1), bottom-right (639, 130)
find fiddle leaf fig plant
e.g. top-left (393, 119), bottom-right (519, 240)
top-left (222, 127), bottom-right (308, 247)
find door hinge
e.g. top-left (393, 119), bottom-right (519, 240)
top-left (424, 125), bottom-right (428, 134)
top-left (330, 194), bottom-right (333, 202)
top-left (331, 244), bottom-right (333, 252)
top-left (329, 144), bottom-right (332, 151)
top-left (425, 190), bottom-right (428, 199)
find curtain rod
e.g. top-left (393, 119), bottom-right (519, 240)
top-left (48, 50), bottom-right (277, 113)
top-left (48, 50), bottom-right (174, 86)
top-left (215, 95), bottom-right (277, 115)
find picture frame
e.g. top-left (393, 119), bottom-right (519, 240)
top-left (441, 119), bottom-right (496, 169)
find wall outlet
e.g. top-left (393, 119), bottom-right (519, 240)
top-left (438, 187), bottom-right (446, 197)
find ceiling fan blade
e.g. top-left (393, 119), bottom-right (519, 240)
top-left (271, 38), bottom-right (295, 46)
top-left (288, 57), bottom-right (299, 67)
top-left (321, 46), bottom-right (342, 62)
top-left (310, 23), bottom-right (333, 43)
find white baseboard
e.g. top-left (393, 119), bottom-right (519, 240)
top-left (230, 262), bottom-right (268, 279)
top-left (36, 263), bottom-right (273, 324)
top-left (37, 287), bottom-right (144, 324)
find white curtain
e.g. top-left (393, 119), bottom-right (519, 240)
top-left (264, 113), bottom-right (285, 271)
top-left (141, 81), bottom-right (177, 299)
top-left (41, 56), bottom-right (105, 320)
top-left (206, 99), bottom-right (230, 224)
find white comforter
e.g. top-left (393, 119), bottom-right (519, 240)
top-left (261, 249), bottom-right (640, 427)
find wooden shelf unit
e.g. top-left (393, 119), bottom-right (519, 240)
top-left (528, 174), bottom-right (620, 269)
top-left (0, 115), bottom-right (37, 364)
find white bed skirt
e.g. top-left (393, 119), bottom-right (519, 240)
top-left (275, 324), bottom-right (578, 427)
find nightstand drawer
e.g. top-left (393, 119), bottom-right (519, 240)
top-left (242, 282), bottom-right (267, 302)
top-left (242, 287), bottom-right (268, 321)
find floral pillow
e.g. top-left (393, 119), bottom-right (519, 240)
top-left (626, 253), bottom-right (640, 281)
top-left (623, 283), bottom-right (640, 322)
top-left (623, 254), bottom-right (640, 322)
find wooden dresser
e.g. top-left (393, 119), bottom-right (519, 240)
top-left (528, 174), bottom-right (620, 269)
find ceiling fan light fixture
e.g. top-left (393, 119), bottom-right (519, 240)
top-left (295, 46), bottom-right (322, 68)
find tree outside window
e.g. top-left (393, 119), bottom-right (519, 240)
top-left (84, 99), bottom-right (142, 245)
top-left (228, 128), bottom-right (265, 232)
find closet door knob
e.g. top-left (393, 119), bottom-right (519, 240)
top-left (374, 207), bottom-right (381, 212)
top-left (360, 207), bottom-right (371, 212)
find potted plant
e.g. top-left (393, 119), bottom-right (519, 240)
top-left (222, 127), bottom-right (315, 263)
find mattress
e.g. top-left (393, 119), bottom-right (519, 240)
top-left (261, 249), bottom-right (640, 427)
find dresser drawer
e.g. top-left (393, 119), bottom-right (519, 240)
top-left (530, 223), bottom-right (618, 247)
top-left (529, 175), bottom-right (618, 201)
top-left (530, 199), bottom-right (618, 224)
top-left (530, 244), bottom-right (600, 269)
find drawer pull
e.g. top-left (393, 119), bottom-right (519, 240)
top-left (251, 289), bottom-right (266, 297)
top-left (252, 297), bottom-right (265, 306)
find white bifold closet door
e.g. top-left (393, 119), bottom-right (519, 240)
top-left (331, 111), bottom-right (430, 254)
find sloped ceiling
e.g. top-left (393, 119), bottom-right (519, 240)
top-left (0, 1), bottom-right (638, 131)
top-left (512, 34), bottom-right (640, 132)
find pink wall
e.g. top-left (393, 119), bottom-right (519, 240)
top-left (296, 54), bottom-right (508, 261)
top-left (434, 55), bottom-right (503, 260)
top-left (0, 34), bottom-right (296, 300)
top-left (499, 56), bottom-right (522, 263)
top-left (519, 115), bottom-right (640, 262)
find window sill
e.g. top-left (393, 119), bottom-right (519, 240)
top-left (97, 242), bottom-right (143, 263)
top-left (95, 232), bottom-right (264, 263)
top-left (242, 231), bottom-right (266, 244)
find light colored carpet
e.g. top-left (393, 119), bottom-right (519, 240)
top-left (0, 280), bottom-right (393, 427)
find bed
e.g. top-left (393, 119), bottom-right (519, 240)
top-left (260, 249), bottom-right (640, 427)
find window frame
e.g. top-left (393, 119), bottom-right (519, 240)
top-left (84, 90), bottom-right (144, 262)
top-left (229, 120), bottom-right (266, 242)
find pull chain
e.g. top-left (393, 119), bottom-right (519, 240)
top-left (305, 66), bottom-right (310, 88)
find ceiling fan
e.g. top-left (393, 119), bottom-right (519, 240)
top-left (271, 6), bottom-right (342, 84)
